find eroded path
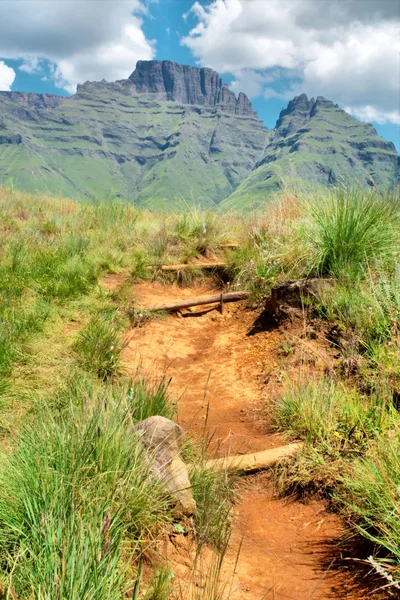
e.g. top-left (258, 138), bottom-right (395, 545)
top-left (120, 281), bottom-right (378, 600)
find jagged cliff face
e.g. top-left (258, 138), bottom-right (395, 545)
top-left (0, 92), bottom-right (66, 111)
top-left (0, 61), bottom-right (398, 209)
top-left (126, 60), bottom-right (255, 116)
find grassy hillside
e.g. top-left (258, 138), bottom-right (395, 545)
top-left (0, 186), bottom-right (400, 594)
top-left (0, 83), bottom-right (269, 209)
top-left (1, 83), bottom-right (399, 211)
top-left (222, 96), bottom-right (399, 211)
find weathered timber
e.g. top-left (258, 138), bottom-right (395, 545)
top-left (148, 291), bottom-right (249, 312)
top-left (205, 443), bottom-right (303, 474)
top-left (146, 262), bottom-right (226, 272)
top-left (217, 243), bottom-right (239, 249)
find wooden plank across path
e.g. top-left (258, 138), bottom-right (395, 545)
top-left (147, 290), bottom-right (249, 312)
top-left (146, 262), bottom-right (226, 272)
top-left (205, 443), bottom-right (303, 474)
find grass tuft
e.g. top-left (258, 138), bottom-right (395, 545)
top-left (0, 394), bottom-right (173, 598)
top-left (304, 188), bottom-right (400, 278)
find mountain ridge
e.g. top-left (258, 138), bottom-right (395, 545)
top-left (0, 60), bottom-right (398, 209)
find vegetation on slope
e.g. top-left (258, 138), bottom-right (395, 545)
top-left (0, 187), bottom-right (237, 598)
top-left (1, 184), bottom-right (400, 594)
top-left (1, 82), bottom-right (398, 209)
top-left (222, 95), bottom-right (399, 211)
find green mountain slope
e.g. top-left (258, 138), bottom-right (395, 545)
top-left (0, 65), bottom-right (269, 209)
top-left (222, 94), bottom-right (399, 210)
top-left (0, 62), bottom-right (398, 209)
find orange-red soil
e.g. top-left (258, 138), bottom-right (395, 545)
top-left (115, 280), bottom-right (386, 599)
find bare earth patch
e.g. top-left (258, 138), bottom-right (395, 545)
top-left (119, 281), bottom-right (386, 599)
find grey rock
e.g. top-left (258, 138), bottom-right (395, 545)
top-left (133, 416), bottom-right (196, 516)
top-left (0, 91), bottom-right (66, 110)
top-left (128, 60), bottom-right (256, 116)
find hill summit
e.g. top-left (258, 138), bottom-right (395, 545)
top-left (127, 60), bottom-right (255, 116)
top-left (0, 60), bottom-right (398, 208)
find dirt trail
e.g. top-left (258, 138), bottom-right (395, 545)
top-left (120, 280), bottom-right (380, 600)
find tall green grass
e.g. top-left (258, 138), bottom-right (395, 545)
top-left (340, 434), bottom-right (400, 580)
top-left (0, 395), bottom-right (173, 599)
top-left (74, 317), bottom-right (127, 381)
top-left (274, 379), bottom-right (400, 579)
top-left (304, 188), bottom-right (400, 278)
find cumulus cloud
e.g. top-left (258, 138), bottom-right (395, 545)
top-left (182, 0), bottom-right (400, 124)
top-left (0, 61), bottom-right (16, 91)
top-left (0, 0), bottom-right (155, 93)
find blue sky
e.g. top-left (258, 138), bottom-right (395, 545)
top-left (0, 0), bottom-right (399, 149)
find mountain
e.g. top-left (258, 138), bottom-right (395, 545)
top-left (0, 61), bottom-right (269, 209)
top-left (222, 94), bottom-right (399, 210)
top-left (0, 61), bottom-right (398, 209)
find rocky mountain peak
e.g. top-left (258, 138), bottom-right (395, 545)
top-left (127, 60), bottom-right (256, 117)
top-left (274, 93), bottom-right (340, 139)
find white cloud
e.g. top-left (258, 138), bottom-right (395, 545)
top-left (0, 61), bottom-right (16, 91)
top-left (345, 105), bottom-right (400, 126)
top-left (182, 0), bottom-right (400, 125)
top-left (230, 69), bottom-right (275, 98)
top-left (0, 1), bottom-right (155, 93)
top-left (19, 57), bottom-right (43, 75)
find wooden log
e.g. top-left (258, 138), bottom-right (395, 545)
top-left (204, 442), bottom-right (302, 474)
top-left (146, 262), bottom-right (226, 272)
top-left (217, 243), bottom-right (239, 249)
top-left (147, 291), bottom-right (249, 312)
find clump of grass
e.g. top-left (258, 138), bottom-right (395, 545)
top-left (190, 463), bottom-right (233, 552)
top-left (172, 205), bottom-right (234, 258)
top-left (275, 379), bottom-right (394, 446)
top-left (340, 433), bottom-right (400, 580)
top-left (0, 396), bottom-right (173, 599)
top-left (304, 188), bottom-right (400, 278)
top-left (127, 377), bottom-right (175, 422)
top-left (274, 378), bottom-right (400, 579)
top-left (314, 271), bottom-right (400, 392)
top-left (274, 378), bottom-right (397, 492)
top-left (227, 192), bottom-right (308, 302)
top-left (74, 317), bottom-right (126, 380)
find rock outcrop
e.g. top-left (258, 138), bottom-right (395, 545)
top-left (128, 60), bottom-right (255, 116)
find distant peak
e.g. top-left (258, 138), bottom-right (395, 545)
top-left (281, 93), bottom-right (314, 116)
top-left (127, 60), bottom-right (256, 117)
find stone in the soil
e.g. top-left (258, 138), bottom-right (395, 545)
top-left (133, 415), bottom-right (196, 516)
